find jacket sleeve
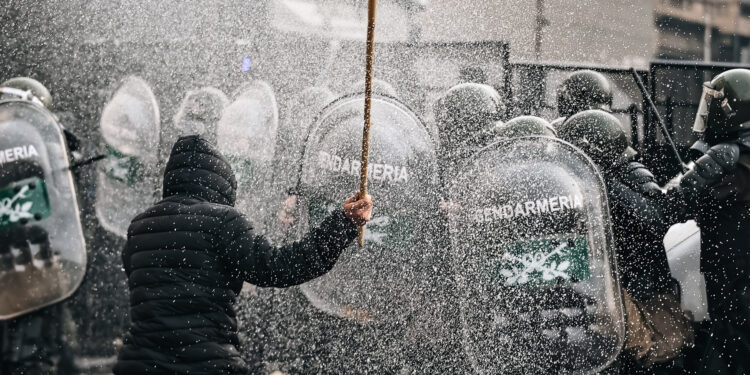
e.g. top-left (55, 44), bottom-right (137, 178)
top-left (611, 162), bottom-right (672, 236)
top-left (220, 209), bottom-right (358, 287)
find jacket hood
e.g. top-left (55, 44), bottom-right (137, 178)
top-left (162, 135), bottom-right (237, 205)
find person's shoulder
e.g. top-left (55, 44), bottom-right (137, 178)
top-left (178, 199), bottom-right (251, 230)
top-left (130, 196), bottom-right (233, 223)
top-left (126, 197), bottom-right (240, 239)
top-left (189, 199), bottom-right (237, 216)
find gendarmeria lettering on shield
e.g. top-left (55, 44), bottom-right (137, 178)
top-left (0, 144), bottom-right (39, 166)
top-left (471, 195), bottom-right (583, 223)
top-left (316, 151), bottom-right (408, 183)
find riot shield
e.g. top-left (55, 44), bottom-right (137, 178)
top-left (276, 86), bottom-right (336, 184)
top-left (296, 94), bottom-right (441, 323)
top-left (447, 137), bottom-right (624, 374)
top-left (216, 80), bottom-right (278, 234)
top-left (171, 87), bottom-right (228, 145)
top-left (0, 100), bottom-right (87, 320)
top-left (96, 76), bottom-right (161, 238)
top-left (266, 87), bottom-right (338, 245)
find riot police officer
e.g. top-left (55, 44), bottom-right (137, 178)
top-left (552, 70), bottom-right (613, 129)
top-left (558, 110), bottom-right (694, 372)
top-left (0, 77), bottom-right (80, 375)
top-left (170, 86), bottom-right (228, 148)
top-left (495, 115), bottom-right (557, 139)
top-left (656, 69), bottom-right (750, 375)
top-left (433, 82), bottom-right (505, 180)
top-left (445, 127), bottom-right (625, 373)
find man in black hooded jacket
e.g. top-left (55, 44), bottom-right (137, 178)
top-left (113, 135), bottom-right (373, 375)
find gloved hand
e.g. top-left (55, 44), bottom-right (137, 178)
top-left (680, 142), bottom-right (741, 199)
top-left (664, 142), bottom-right (741, 222)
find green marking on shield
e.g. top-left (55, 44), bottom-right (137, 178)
top-left (487, 236), bottom-right (591, 286)
top-left (0, 177), bottom-right (51, 228)
top-left (103, 144), bottom-right (142, 186)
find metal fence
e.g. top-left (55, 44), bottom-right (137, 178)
top-left (646, 59), bottom-right (750, 180)
top-left (501, 58), bottom-right (750, 181)
top-left (504, 60), bottom-right (648, 152)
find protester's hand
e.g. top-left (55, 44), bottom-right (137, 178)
top-left (440, 198), bottom-right (462, 216)
top-left (343, 192), bottom-right (373, 226)
top-left (278, 195), bottom-right (297, 228)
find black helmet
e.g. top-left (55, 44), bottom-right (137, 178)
top-left (558, 110), bottom-right (636, 171)
top-left (495, 116), bottom-right (557, 139)
top-left (693, 68), bottom-right (750, 142)
top-left (550, 117), bottom-right (566, 130)
top-left (298, 86), bottom-right (337, 113)
top-left (0, 77), bottom-right (53, 109)
top-left (434, 83), bottom-right (504, 151)
top-left (556, 70), bottom-right (612, 118)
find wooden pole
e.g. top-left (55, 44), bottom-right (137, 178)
top-left (358, 0), bottom-right (377, 246)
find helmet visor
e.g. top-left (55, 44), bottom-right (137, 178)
top-left (693, 84), bottom-right (723, 134)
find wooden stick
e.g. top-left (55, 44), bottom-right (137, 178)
top-left (358, 0), bottom-right (377, 247)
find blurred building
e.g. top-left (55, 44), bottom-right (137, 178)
top-left (420, 0), bottom-right (750, 65)
top-left (655, 0), bottom-right (750, 62)
top-left (418, 0), bottom-right (658, 67)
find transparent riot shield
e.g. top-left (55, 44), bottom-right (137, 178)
top-left (0, 100), bottom-right (87, 320)
top-left (267, 87), bottom-right (337, 245)
top-left (297, 94), bottom-right (441, 323)
top-left (217, 80), bottom-right (278, 234)
top-left (96, 76), bottom-right (161, 238)
top-left (447, 137), bottom-right (624, 374)
top-left (171, 87), bottom-right (228, 146)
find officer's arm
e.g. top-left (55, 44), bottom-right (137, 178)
top-left (608, 168), bottom-right (676, 297)
top-left (221, 209), bottom-right (357, 287)
top-left (663, 142), bottom-right (741, 222)
top-left (613, 162), bottom-right (671, 235)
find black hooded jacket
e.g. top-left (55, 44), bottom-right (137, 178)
top-left (113, 135), bottom-right (357, 375)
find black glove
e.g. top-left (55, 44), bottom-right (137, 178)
top-left (681, 142), bottom-right (741, 198)
top-left (609, 162), bottom-right (672, 237)
top-left (665, 142), bottom-right (741, 221)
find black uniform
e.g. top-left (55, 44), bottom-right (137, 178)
top-left (607, 161), bottom-right (684, 374)
top-left (113, 135), bottom-right (357, 375)
top-left (607, 161), bottom-right (674, 300)
top-left (695, 152), bottom-right (750, 375)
